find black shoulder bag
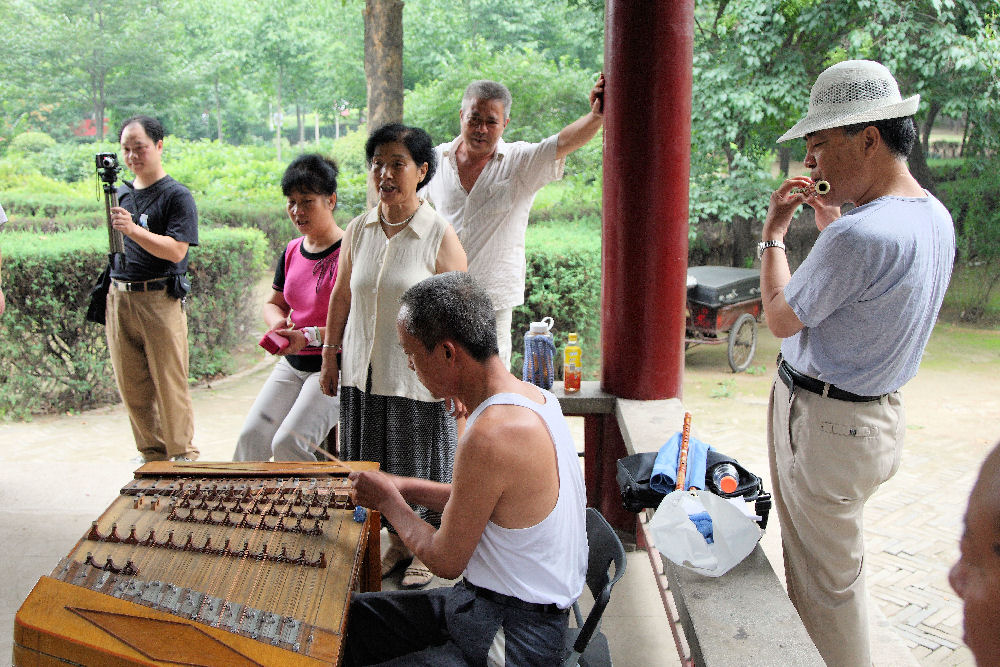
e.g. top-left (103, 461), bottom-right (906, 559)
top-left (85, 254), bottom-right (115, 325)
top-left (616, 449), bottom-right (772, 528)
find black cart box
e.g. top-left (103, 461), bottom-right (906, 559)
top-left (687, 266), bottom-right (761, 308)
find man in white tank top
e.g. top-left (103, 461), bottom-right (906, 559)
top-left (343, 271), bottom-right (587, 666)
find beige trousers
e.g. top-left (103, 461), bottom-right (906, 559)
top-left (106, 285), bottom-right (197, 461)
top-left (767, 377), bottom-right (903, 667)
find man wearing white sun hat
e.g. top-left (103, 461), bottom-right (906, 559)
top-left (760, 60), bottom-right (955, 666)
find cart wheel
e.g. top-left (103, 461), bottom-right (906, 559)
top-left (727, 313), bottom-right (757, 373)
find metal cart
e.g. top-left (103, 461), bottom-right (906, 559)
top-left (684, 266), bottom-right (762, 373)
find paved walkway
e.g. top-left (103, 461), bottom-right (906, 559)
top-left (3, 325), bottom-right (997, 664)
top-left (681, 327), bottom-right (999, 666)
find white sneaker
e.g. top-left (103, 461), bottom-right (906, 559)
top-left (130, 454), bottom-right (148, 464)
top-left (170, 455), bottom-right (194, 462)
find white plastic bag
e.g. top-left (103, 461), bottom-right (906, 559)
top-left (648, 489), bottom-right (763, 577)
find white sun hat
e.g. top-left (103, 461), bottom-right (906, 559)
top-left (777, 60), bottom-right (920, 143)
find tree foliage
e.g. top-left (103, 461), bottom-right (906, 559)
top-left (0, 0), bottom-right (190, 141)
top-left (0, 0), bottom-right (997, 240)
top-left (0, 0), bottom-right (602, 151)
top-left (401, 0), bottom-right (603, 90)
top-left (688, 0), bottom-right (1000, 225)
top-left (405, 39), bottom-right (598, 145)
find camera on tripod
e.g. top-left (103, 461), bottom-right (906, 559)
top-left (95, 152), bottom-right (125, 254)
top-left (95, 152), bottom-right (121, 184)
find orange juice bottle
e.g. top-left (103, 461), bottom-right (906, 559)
top-left (563, 333), bottom-right (582, 393)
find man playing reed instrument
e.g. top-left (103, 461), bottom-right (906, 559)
top-left (760, 60), bottom-right (955, 666)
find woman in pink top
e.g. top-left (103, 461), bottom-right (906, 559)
top-left (234, 154), bottom-right (344, 461)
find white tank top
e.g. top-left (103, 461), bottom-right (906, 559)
top-left (462, 389), bottom-right (587, 609)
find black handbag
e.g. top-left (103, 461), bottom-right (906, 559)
top-left (85, 258), bottom-right (113, 325)
top-left (616, 449), bottom-right (772, 528)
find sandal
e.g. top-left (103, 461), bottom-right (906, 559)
top-left (381, 544), bottom-right (412, 577)
top-left (400, 558), bottom-right (434, 589)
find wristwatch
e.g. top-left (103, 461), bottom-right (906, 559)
top-left (757, 239), bottom-right (786, 260)
top-left (303, 326), bottom-right (322, 347)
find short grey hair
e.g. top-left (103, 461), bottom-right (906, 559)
top-left (398, 272), bottom-right (498, 362)
top-left (461, 80), bottom-right (512, 120)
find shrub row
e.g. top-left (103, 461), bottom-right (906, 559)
top-left (0, 215), bottom-right (602, 418)
top-left (512, 218), bottom-right (602, 379)
top-left (935, 157), bottom-right (1000, 323)
top-left (0, 227), bottom-right (269, 419)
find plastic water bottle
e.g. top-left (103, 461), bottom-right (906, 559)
top-left (563, 332), bottom-right (582, 393)
top-left (710, 463), bottom-right (739, 495)
top-left (522, 317), bottom-right (555, 389)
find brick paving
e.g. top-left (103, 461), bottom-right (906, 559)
top-left (682, 328), bottom-right (999, 667)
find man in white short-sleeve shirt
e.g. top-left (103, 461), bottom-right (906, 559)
top-left (422, 76), bottom-right (605, 367)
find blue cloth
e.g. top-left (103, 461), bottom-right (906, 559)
top-left (650, 431), bottom-right (712, 494)
top-left (688, 511), bottom-right (714, 544)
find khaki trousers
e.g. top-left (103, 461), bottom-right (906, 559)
top-left (106, 285), bottom-right (197, 461)
top-left (767, 377), bottom-right (903, 667)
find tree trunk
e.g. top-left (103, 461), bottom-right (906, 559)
top-left (91, 66), bottom-right (106, 142)
top-left (364, 0), bottom-right (403, 130)
top-left (297, 104), bottom-right (305, 145)
top-left (92, 4), bottom-right (106, 143)
top-left (960, 108), bottom-right (970, 157)
top-left (214, 76), bottom-right (223, 142)
top-left (778, 146), bottom-right (791, 177)
top-left (275, 69), bottom-right (283, 162)
top-left (97, 79), bottom-right (106, 142)
top-left (921, 100), bottom-right (941, 155)
top-left (730, 215), bottom-right (754, 267)
top-left (364, 0), bottom-right (404, 205)
top-left (908, 133), bottom-right (936, 194)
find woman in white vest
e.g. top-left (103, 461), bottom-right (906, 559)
top-left (319, 123), bottom-right (467, 588)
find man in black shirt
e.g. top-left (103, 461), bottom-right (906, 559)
top-left (107, 115), bottom-right (199, 462)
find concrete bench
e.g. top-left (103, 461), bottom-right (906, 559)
top-left (556, 381), bottom-right (823, 666)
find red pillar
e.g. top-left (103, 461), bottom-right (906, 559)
top-left (601, 1), bottom-right (694, 400)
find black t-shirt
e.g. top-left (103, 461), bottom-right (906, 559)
top-left (112, 175), bottom-right (199, 281)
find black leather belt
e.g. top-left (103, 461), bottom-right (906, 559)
top-left (461, 579), bottom-right (567, 616)
top-left (777, 358), bottom-right (884, 403)
top-left (112, 278), bottom-right (170, 292)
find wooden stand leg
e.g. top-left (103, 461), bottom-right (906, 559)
top-left (360, 510), bottom-right (381, 592)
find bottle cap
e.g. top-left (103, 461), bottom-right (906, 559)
top-left (567, 332), bottom-right (578, 343)
top-left (718, 474), bottom-right (738, 494)
top-left (529, 316), bottom-right (554, 335)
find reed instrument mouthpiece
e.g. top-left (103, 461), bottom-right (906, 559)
top-left (789, 180), bottom-right (830, 196)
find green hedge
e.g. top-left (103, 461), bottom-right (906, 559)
top-left (3, 191), bottom-right (360, 261)
top-left (935, 158), bottom-right (1000, 323)
top-left (927, 159), bottom-right (966, 184)
top-left (511, 217), bottom-right (602, 379)
top-left (0, 227), bottom-right (269, 419)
